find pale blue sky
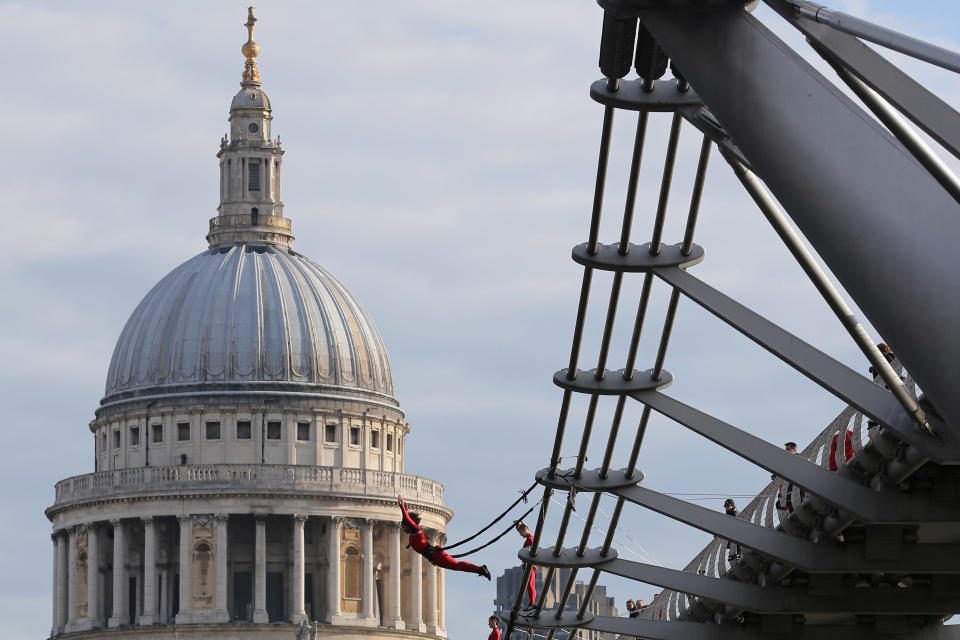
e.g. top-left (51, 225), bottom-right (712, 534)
top-left (1, 2), bottom-right (957, 639)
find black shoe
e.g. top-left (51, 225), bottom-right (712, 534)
top-left (480, 565), bottom-right (491, 581)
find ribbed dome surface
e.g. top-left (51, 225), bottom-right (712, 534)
top-left (104, 244), bottom-right (394, 402)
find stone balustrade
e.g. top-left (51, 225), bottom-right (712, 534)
top-left (209, 213), bottom-right (292, 232)
top-left (52, 464), bottom-right (443, 509)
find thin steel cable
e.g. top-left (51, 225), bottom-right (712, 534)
top-left (619, 111), bottom-right (652, 254)
top-left (447, 504), bottom-right (537, 558)
top-left (441, 481), bottom-right (539, 551)
top-left (588, 106), bottom-right (616, 255)
top-left (649, 112), bottom-right (684, 255)
top-left (574, 395), bottom-right (600, 479)
top-left (600, 395), bottom-right (628, 478)
top-left (623, 273), bottom-right (655, 379)
top-left (682, 136), bottom-right (712, 255)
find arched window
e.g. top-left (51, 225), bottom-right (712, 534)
top-left (251, 207), bottom-right (259, 226)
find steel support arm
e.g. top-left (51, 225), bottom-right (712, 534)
top-left (596, 557), bottom-right (960, 614)
top-left (652, 266), bottom-right (948, 457)
top-left (551, 613), bottom-right (960, 640)
top-left (629, 390), bottom-right (957, 523)
top-left (640, 6), bottom-right (960, 438)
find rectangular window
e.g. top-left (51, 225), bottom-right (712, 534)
top-left (205, 421), bottom-right (221, 440)
top-left (248, 160), bottom-right (260, 191)
top-left (151, 423), bottom-right (163, 443)
top-left (129, 426), bottom-right (140, 447)
top-left (297, 422), bottom-right (310, 441)
top-left (267, 420), bottom-right (282, 440)
top-left (101, 432), bottom-right (107, 451)
top-left (325, 424), bottom-right (337, 443)
top-left (371, 430), bottom-right (380, 449)
top-left (386, 433), bottom-right (393, 452)
top-left (236, 420), bottom-right (252, 440)
top-left (349, 426), bottom-right (360, 446)
top-left (177, 422), bottom-right (190, 442)
top-left (112, 430), bottom-right (120, 449)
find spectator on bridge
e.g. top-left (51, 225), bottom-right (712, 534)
top-left (635, 599), bottom-right (646, 612)
top-left (777, 442), bottom-right (800, 513)
top-left (828, 429), bottom-right (855, 471)
top-left (625, 600), bottom-right (640, 618)
top-left (488, 616), bottom-right (501, 640)
top-left (868, 343), bottom-right (900, 430)
top-left (869, 343), bottom-right (897, 381)
top-left (723, 499), bottom-right (741, 560)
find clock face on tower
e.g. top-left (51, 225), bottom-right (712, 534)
top-left (248, 122), bottom-right (259, 133)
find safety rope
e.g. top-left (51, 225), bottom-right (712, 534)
top-left (441, 480), bottom-right (539, 552)
top-left (448, 503), bottom-right (538, 558)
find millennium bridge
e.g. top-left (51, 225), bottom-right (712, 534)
top-left (504, 2), bottom-right (960, 639)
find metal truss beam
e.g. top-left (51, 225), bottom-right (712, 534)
top-left (517, 612), bottom-right (960, 640)
top-left (628, 390), bottom-right (957, 523)
top-left (568, 556), bottom-right (960, 614)
top-left (652, 266), bottom-right (951, 459)
top-left (522, 516), bottom-right (960, 575)
top-left (639, 5), bottom-right (960, 438)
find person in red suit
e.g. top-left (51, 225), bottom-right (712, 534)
top-left (488, 615), bottom-right (501, 640)
top-left (829, 429), bottom-right (855, 471)
top-left (516, 521), bottom-right (537, 610)
top-left (398, 496), bottom-right (491, 580)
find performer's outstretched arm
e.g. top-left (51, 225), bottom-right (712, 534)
top-left (398, 496), bottom-right (422, 534)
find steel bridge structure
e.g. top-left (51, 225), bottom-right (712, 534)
top-left (504, 1), bottom-right (960, 639)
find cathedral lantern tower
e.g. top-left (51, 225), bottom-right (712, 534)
top-left (210, 7), bottom-right (290, 248)
top-left (45, 9), bottom-right (452, 639)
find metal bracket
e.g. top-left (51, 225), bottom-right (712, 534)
top-left (519, 546), bottom-right (618, 568)
top-left (553, 368), bottom-right (672, 394)
top-left (590, 77), bottom-right (702, 111)
top-left (536, 467), bottom-right (643, 491)
top-left (572, 241), bottom-right (704, 272)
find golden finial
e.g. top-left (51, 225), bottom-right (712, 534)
top-left (241, 7), bottom-right (261, 86)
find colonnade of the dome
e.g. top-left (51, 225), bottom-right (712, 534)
top-left (50, 505), bottom-right (447, 637)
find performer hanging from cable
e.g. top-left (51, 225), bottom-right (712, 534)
top-left (516, 521), bottom-right (537, 610)
top-left (398, 496), bottom-right (492, 580)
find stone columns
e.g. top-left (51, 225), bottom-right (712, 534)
top-left (387, 523), bottom-right (403, 629)
top-left (409, 548), bottom-right (425, 632)
top-left (140, 517), bottom-right (156, 626)
top-left (215, 514), bottom-right (229, 623)
top-left (437, 561), bottom-right (446, 636)
top-left (291, 514), bottom-right (307, 624)
top-left (86, 524), bottom-right (101, 628)
top-left (326, 516), bottom-right (342, 623)
top-left (253, 516), bottom-right (268, 623)
top-left (52, 532), bottom-right (66, 636)
top-left (67, 526), bottom-right (78, 627)
top-left (108, 520), bottom-right (126, 627)
top-left (425, 559), bottom-right (438, 634)
top-left (175, 516), bottom-right (191, 624)
top-left (361, 519), bottom-right (376, 624)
